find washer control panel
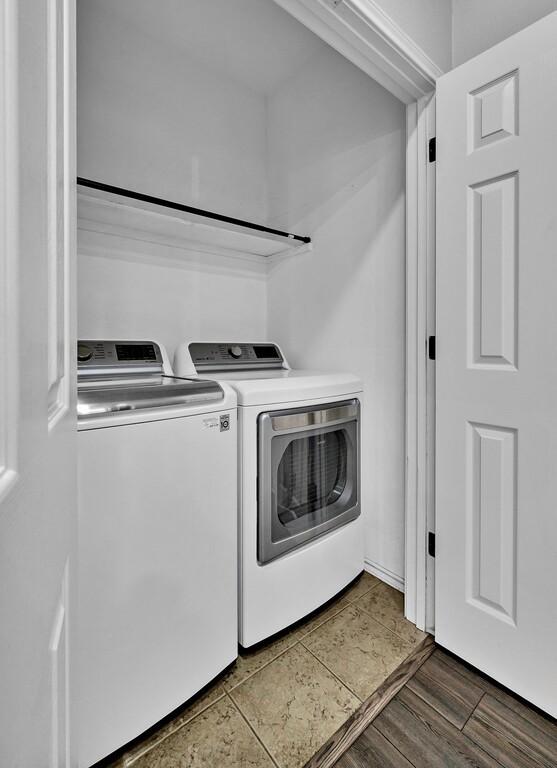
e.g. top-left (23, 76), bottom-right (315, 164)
top-left (77, 340), bottom-right (163, 375)
top-left (190, 342), bottom-right (284, 370)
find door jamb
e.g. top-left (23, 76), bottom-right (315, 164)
top-left (271, 0), bottom-right (439, 631)
top-left (405, 95), bottom-right (436, 631)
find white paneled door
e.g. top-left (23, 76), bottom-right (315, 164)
top-left (436, 13), bottom-right (557, 716)
top-left (0, 0), bottom-right (77, 766)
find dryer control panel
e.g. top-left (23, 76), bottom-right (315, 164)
top-left (190, 342), bottom-right (284, 371)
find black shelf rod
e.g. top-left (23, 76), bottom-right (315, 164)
top-left (76, 177), bottom-right (311, 245)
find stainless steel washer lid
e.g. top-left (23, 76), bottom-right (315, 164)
top-left (77, 375), bottom-right (224, 419)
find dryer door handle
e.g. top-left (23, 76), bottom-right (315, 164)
top-left (270, 401), bottom-right (359, 433)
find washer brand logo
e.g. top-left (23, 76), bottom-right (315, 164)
top-left (220, 414), bottom-right (230, 432)
top-left (202, 417), bottom-right (219, 430)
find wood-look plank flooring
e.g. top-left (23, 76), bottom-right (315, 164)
top-left (334, 648), bottom-right (557, 768)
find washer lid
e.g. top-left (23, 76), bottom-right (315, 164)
top-left (77, 375), bottom-right (223, 419)
top-left (213, 369), bottom-right (363, 406)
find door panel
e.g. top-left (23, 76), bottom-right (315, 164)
top-left (469, 172), bottom-right (518, 369)
top-left (467, 422), bottom-right (517, 623)
top-left (436, 12), bottom-right (557, 716)
top-left (0, 0), bottom-right (77, 765)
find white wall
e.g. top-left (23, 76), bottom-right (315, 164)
top-left (452, 0), bottom-right (557, 66)
top-left (77, 0), bottom-right (270, 359)
top-left (77, 0), bottom-right (268, 223)
top-left (362, 1), bottom-right (557, 73)
top-left (78, 235), bottom-right (268, 360)
top-left (375, 0), bottom-right (452, 72)
top-left (266, 47), bottom-right (407, 585)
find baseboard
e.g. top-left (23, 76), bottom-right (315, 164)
top-left (364, 559), bottom-right (404, 593)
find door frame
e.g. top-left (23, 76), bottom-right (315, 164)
top-left (66, 0), bottom-right (439, 633)
top-left (272, 0), bottom-right (439, 630)
top-left (0, 0), bottom-right (18, 502)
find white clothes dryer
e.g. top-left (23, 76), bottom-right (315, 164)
top-left (174, 341), bottom-right (364, 648)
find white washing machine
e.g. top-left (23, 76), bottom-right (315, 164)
top-left (174, 341), bottom-right (364, 648)
top-left (77, 340), bottom-right (237, 766)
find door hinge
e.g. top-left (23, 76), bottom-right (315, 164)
top-left (428, 137), bottom-right (436, 162)
top-left (428, 335), bottom-right (436, 361)
top-left (428, 532), bottom-right (436, 558)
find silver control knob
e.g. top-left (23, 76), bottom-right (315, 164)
top-left (228, 345), bottom-right (242, 359)
top-left (78, 343), bottom-right (93, 362)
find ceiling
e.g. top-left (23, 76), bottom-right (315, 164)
top-left (89, 0), bottom-right (327, 95)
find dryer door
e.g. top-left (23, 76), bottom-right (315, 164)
top-left (258, 400), bottom-right (360, 564)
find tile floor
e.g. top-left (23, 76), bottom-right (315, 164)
top-left (108, 572), bottom-right (427, 768)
